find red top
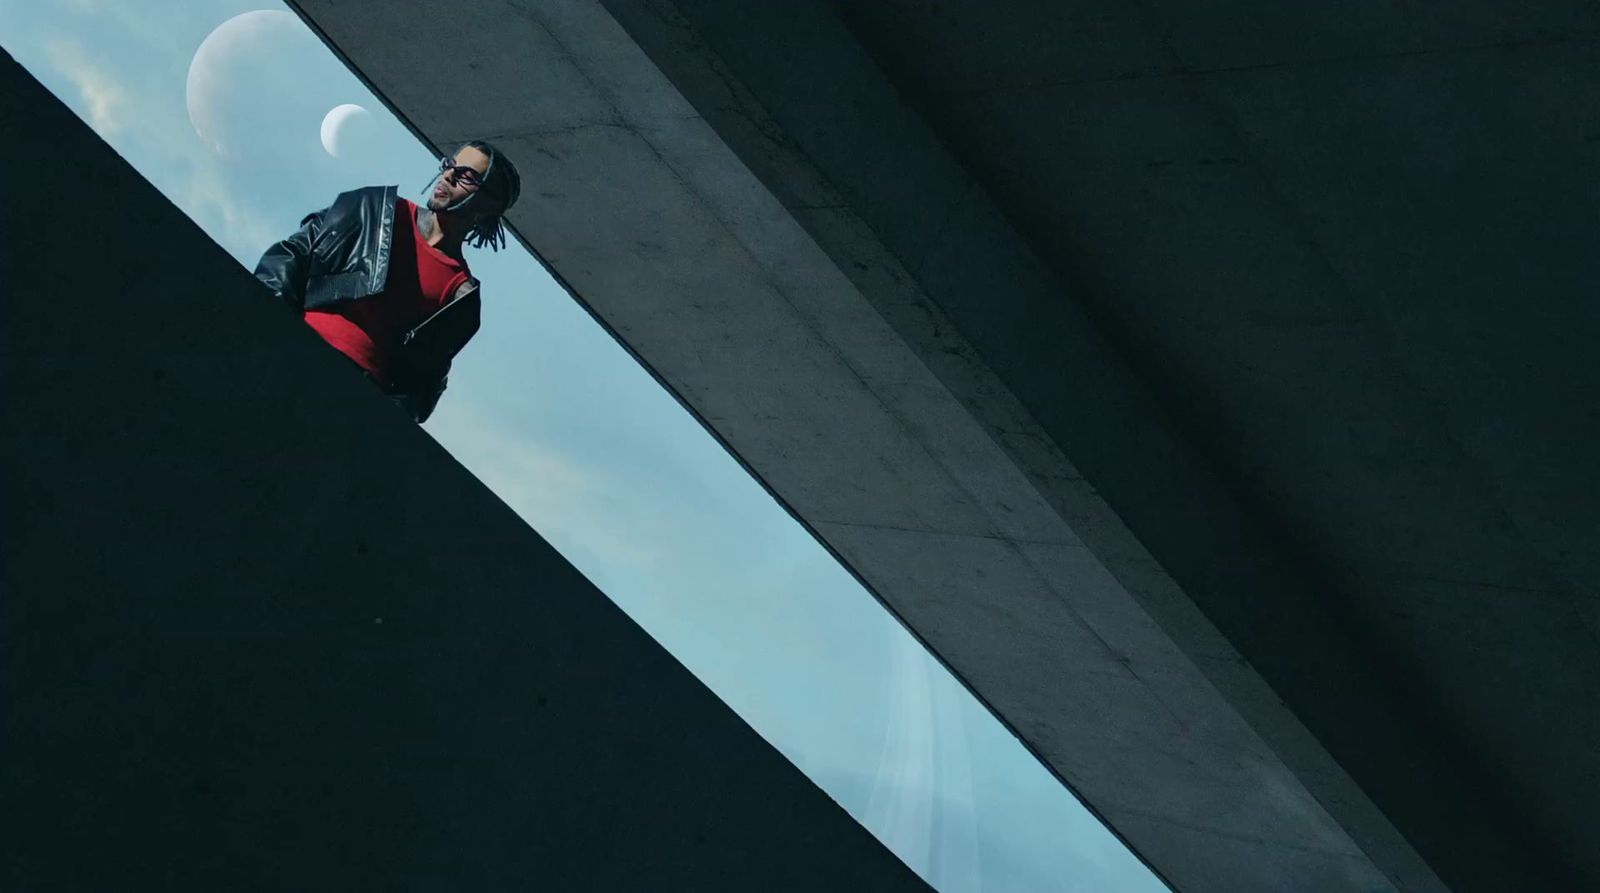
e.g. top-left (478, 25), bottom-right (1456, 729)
top-left (303, 198), bottom-right (470, 387)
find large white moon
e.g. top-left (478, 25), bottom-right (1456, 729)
top-left (320, 103), bottom-right (372, 158)
top-left (186, 10), bottom-right (300, 159)
top-left (185, 9), bottom-right (353, 164)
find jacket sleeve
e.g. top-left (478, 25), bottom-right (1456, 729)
top-left (395, 373), bottom-right (449, 424)
top-left (252, 209), bottom-right (325, 311)
top-left (387, 335), bottom-right (453, 424)
top-left (391, 285), bottom-right (481, 424)
top-left (389, 344), bottom-right (453, 423)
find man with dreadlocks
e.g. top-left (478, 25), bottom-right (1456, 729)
top-left (254, 141), bottom-right (522, 422)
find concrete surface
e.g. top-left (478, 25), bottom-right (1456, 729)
top-left (0, 48), bottom-right (934, 893)
top-left (284, 1), bottom-right (1600, 891)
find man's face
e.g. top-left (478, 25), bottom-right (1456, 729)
top-left (428, 145), bottom-right (497, 214)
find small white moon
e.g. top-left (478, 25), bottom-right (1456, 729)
top-left (320, 103), bottom-right (371, 158)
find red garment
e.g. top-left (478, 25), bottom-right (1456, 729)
top-left (303, 198), bottom-right (469, 386)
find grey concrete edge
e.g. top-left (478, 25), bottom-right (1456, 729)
top-left (281, 0), bottom-right (1448, 890)
top-left (584, 3), bottom-right (1449, 891)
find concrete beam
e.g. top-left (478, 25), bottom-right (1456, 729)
top-left (649, 3), bottom-right (1600, 891)
top-left (279, 2), bottom-right (1438, 891)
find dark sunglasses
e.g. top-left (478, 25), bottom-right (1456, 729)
top-left (438, 156), bottom-right (484, 189)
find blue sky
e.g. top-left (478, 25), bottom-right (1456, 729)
top-left (0, 3), bottom-right (1167, 890)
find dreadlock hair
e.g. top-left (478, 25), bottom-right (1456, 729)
top-left (461, 139), bottom-right (522, 252)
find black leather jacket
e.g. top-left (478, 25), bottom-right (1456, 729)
top-left (253, 185), bottom-right (481, 423)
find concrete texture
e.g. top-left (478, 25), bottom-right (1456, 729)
top-left (283, 1), bottom-right (1600, 891)
top-left (0, 49), bottom-right (935, 893)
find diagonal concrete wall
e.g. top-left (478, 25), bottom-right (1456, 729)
top-left (277, 2), bottom-right (1439, 891)
top-left (0, 49), bottom-right (932, 892)
top-left (615, 3), bottom-right (1600, 891)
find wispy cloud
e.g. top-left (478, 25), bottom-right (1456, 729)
top-left (43, 37), bottom-right (127, 136)
top-left (184, 160), bottom-right (284, 264)
top-left (425, 399), bottom-right (670, 586)
top-left (20, 19), bottom-right (280, 267)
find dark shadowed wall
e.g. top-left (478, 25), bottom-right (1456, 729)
top-left (0, 49), bottom-right (929, 893)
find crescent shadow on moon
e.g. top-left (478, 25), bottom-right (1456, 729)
top-left (321, 103), bottom-right (371, 158)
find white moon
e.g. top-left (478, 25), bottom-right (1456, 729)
top-left (186, 9), bottom-right (353, 164)
top-left (320, 103), bottom-right (372, 158)
top-left (186, 10), bottom-right (301, 159)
